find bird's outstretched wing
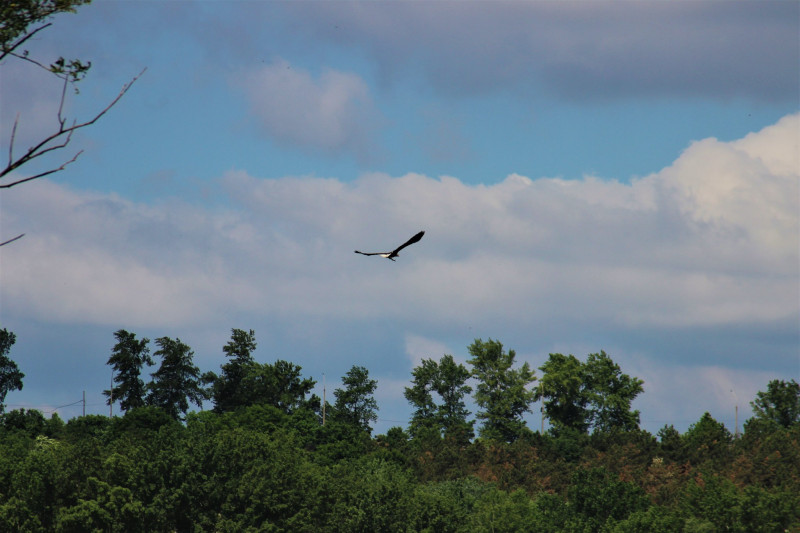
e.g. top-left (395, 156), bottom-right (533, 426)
top-left (389, 230), bottom-right (424, 257)
top-left (354, 230), bottom-right (425, 260)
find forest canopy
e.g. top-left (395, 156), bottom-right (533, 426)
top-left (0, 327), bottom-right (798, 532)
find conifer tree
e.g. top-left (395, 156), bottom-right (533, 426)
top-left (147, 337), bottom-right (204, 419)
top-left (104, 329), bottom-right (152, 413)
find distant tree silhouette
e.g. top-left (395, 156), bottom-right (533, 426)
top-left (103, 330), bottom-right (152, 413)
top-left (0, 328), bottom-right (24, 414)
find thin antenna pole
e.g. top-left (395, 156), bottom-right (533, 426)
top-left (730, 388), bottom-right (739, 438)
top-left (322, 373), bottom-right (326, 426)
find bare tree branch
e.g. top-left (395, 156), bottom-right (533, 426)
top-left (0, 234), bottom-right (25, 247)
top-left (0, 23), bottom-right (52, 63)
top-left (8, 114), bottom-right (19, 167)
top-left (0, 67), bottom-right (147, 189)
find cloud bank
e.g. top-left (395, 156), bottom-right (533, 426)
top-left (3, 114), bottom-right (796, 336)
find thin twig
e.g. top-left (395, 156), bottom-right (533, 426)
top-left (0, 23), bottom-right (53, 62)
top-left (8, 114), bottom-right (19, 168)
top-left (0, 151), bottom-right (83, 189)
top-left (57, 73), bottom-right (69, 126)
top-left (0, 234), bottom-right (25, 247)
top-left (0, 67), bottom-right (147, 189)
top-left (6, 50), bottom-right (56, 76)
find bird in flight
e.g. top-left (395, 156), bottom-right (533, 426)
top-left (355, 231), bottom-right (425, 261)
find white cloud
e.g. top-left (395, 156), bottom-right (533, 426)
top-left (237, 60), bottom-right (382, 158)
top-left (405, 334), bottom-right (452, 369)
top-left (653, 114), bottom-right (799, 263)
top-left (1, 114), bottom-right (797, 342)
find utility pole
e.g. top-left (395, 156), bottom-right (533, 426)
top-left (730, 389), bottom-right (740, 438)
top-left (322, 373), bottom-right (326, 426)
top-left (82, 390), bottom-right (86, 417)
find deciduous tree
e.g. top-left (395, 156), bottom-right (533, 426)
top-left (468, 338), bottom-right (536, 442)
top-left (241, 359), bottom-right (317, 414)
top-left (583, 350), bottom-right (644, 433)
top-left (405, 354), bottom-right (473, 441)
top-left (537, 353), bottom-right (589, 434)
top-left (751, 379), bottom-right (800, 429)
top-left (405, 359), bottom-right (438, 438)
top-left (333, 365), bottom-right (378, 433)
top-left (0, 328), bottom-right (24, 414)
top-left (538, 351), bottom-right (643, 435)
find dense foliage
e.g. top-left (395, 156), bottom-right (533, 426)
top-left (0, 329), bottom-right (798, 532)
top-left (0, 329), bottom-right (24, 414)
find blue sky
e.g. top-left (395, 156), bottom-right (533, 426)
top-left (1, 1), bottom-right (798, 435)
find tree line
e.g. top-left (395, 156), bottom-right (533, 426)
top-left (1, 326), bottom-right (798, 531)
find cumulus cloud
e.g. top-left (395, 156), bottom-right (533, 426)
top-left (1, 114), bottom-right (796, 361)
top-left (405, 335), bottom-right (453, 370)
top-left (237, 60), bottom-right (382, 159)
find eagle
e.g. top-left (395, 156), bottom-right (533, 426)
top-left (355, 231), bottom-right (425, 261)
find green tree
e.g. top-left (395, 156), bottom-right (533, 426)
top-left (1, 0), bottom-right (91, 61)
top-left (538, 351), bottom-right (643, 435)
top-left (241, 359), bottom-right (317, 414)
top-left (468, 338), bottom-right (536, 442)
top-left (1, 408), bottom-right (45, 435)
top-left (205, 328), bottom-right (257, 413)
top-left (103, 329), bottom-right (152, 413)
top-left (677, 475), bottom-right (795, 533)
top-left (327, 457), bottom-right (415, 532)
top-left (147, 337), bottom-right (204, 420)
top-left (405, 354), bottom-right (473, 441)
top-left (567, 467), bottom-right (651, 531)
top-left (583, 350), bottom-right (644, 433)
top-left (470, 486), bottom-right (538, 533)
top-left (657, 424), bottom-right (683, 462)
top-left (436, 354), bottom-right (474, 440)
top-left (682, 412), bottom-right (733, 468)
top-left (411, 477), bottom-right (487, 533)
top-left (54, 477), bottom-right (145, 533)
top-left (405, 358), bottom-right (438, 438)
top-left (750, 379), bottom-right (800, 429)
top-left (0, 328), bottom-right (24, 414)
top-left (537, 353), bottom-right (590, 434)
top-left (333, 365), bottom-right (378, 433)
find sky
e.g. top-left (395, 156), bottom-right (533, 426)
top-left (0, 1), bottom-right (798, 436)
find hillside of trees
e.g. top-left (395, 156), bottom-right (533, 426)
top-left (1, 327), bottom-right (798, 532)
